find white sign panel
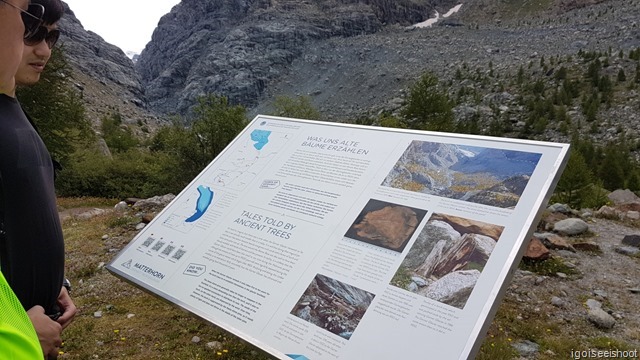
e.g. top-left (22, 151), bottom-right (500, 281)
top-left (108, 115), bottom-right (569, 360)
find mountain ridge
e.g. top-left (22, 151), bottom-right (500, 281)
top-left (57, 0), bottom-right (640, 147)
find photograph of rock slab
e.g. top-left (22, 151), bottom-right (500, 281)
top-left (344, 199), bottom-right (428, 252)
top-left (390, 213), bottom-right (504, 309)
top-left (381, 141), bottom-right (543, 209)
top-left (290, 274), bottom-right (375, 340)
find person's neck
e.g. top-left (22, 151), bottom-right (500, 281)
top-left (0, 82), bottom-right (16, 98)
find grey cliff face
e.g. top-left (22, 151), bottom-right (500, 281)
top-left (58, 4), bottom-right (145, 102)
top-left (136, 0), bottom-right (455, 115)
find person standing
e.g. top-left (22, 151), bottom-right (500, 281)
top-left (0, 0), bottom-right (59, 358)
top-left (12, 0), bottom-right (77, 332)
top-left (0, 0), bottom-right (64, 358)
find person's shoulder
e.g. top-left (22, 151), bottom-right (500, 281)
top-left (0, 94), bottom-right (19, 110)
top-left (0, 93), bottom-right (16, 102)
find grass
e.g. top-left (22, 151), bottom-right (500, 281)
top-left (518, 256), bottom-right (578, 277)
top-left (58, 197), bottom-right (117, 210)
top-left (477, 299), bottom-right (608, 360)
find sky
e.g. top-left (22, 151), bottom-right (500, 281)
top-left (63, 0), bottom-right (182, 55)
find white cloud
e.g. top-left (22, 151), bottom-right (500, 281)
top-left (63, 0), bottom-right (181, 54)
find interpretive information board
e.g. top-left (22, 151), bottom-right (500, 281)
top-left (108, 115), bottom-right (569, 359)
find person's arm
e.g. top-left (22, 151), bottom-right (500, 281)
top-left (27, 305), bottom-right (62, 359)
top-left (55, 285), bottom-right (77, 329)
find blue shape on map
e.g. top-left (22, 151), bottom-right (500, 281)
top-left (251, 129), bottom-right (271, 150)
top-left (185, 185), bottom-right (214, 223)
top-left (286, 355), bottom-right (310, 360)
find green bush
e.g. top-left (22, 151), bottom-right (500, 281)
top-left (271, 95), bottom-right (320, 120)
top-left (101, 112), bottom-right (139, 153)
top-left (56, 148), bottom-right (177, 199)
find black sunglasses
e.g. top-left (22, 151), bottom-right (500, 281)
top-left (0, 1), bottom-right (45, 38)
top-left (24, 4), bottom-right (45, 39)
top-left (25, 26), bottom-right (60, 49)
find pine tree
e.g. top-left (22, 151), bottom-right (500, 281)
top-left (401, 72), bottom-right (455, 132)
top-left (555, 151), bottom-right (593, 208)
top-left (617, 68), bottom-right (627, 82)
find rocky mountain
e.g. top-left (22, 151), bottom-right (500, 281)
top-left (135, 0), bottom-right (460, 115)
top-left (57, 3), bottom-right (160, 133)
top-left (57, 0), bottom-right (640, 146)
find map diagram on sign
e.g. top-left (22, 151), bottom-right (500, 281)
top-left (162, 185), bottom-right (215, 233)
top-left (210, 129), bottom-right (291, 191)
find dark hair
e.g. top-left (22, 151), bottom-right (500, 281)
top-left (32, 0), bottom-right (64, 25)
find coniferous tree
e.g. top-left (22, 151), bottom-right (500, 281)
top-left (555, 66), bottom-right (568, 81)
top-left (554, 151), bottom-right (594, 208)
top-left (627, 171), bottom-right (640, 192)
top-left (586, 58), bottom-right (602, 87)
top-left (401, 72), bottom-right (455, 132)
top-left (516, 65), bottom-right (525, 84)
top-left (617, 68), bottom-right (626, 82)
top-left (596, 138), bottom-right (634, 190)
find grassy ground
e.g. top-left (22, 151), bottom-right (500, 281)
top-left (57, 198), bottom-right (639, 359)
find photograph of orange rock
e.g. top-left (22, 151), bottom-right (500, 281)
top-left (382, 141), bottom-right (542, 209)
top-left (344, 199), bottom-right (428, 253)
top-left (390, 213), bottom-right (504, 309)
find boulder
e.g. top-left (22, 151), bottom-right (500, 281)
top-left (76, 208), bottom-right (108, 220)
top-left (536, 233), bottom-right (576, 252)
top-left (553, 218), bottom-right (589, 236)
top-left (540, 211), bottom-right (569, 231)
top-left (615, 246), bottom-right (640, 256)
top-left (616, 202), bottom-right (640, 212)
top-left (523, 237), bottom-right (550, 261)
top-left (596, 206), bottom-right (619, 219)
top-left (624, 211), bottom-right (640, 220)
top-left (132, 194), bottom-right (176, 210)
top-left (622, 235), bottom-right (640, 248)
top-left (114, 201), bottom-right (128, 212)
top-left (548, 203), bottom-right (571, 213)
top-left (587, 307), bottom-right (616, 329)
top-left (607, 189), bottom-right (640, 205)
top-left (512, 340), bottom-right (540, 357)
